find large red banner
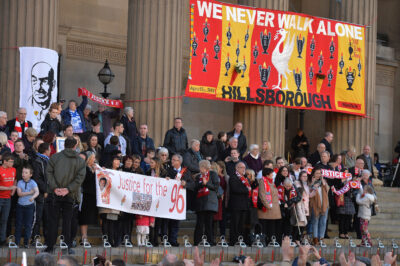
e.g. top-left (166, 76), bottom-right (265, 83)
top-left (185, 0), bottom-right (366, 116)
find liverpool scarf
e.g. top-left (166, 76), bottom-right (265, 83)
top-left (15, 118), bottom-right (28, 138)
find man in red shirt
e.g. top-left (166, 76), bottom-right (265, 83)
top-left (0, 153), bottom-right (16, 245)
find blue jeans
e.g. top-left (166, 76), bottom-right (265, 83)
top-left (312, 208), bottom-right (329, 239)
top-left (0, 198), bottom-right (11, 242)
top-left (15, 203), bottom-right (35, 246)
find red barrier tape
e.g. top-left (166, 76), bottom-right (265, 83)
top-left (124, 95), bottom-right (184, 103)
top-left (84, 249), bottom-right (88, 265)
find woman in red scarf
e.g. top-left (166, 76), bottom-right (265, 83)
top-left (257, 168), bottom-right (282, 244)
top-left (193, 160), bottom-right (219, 245)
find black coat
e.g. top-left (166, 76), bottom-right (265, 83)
top-left (308, 151), bottom-right (321, 166)
top-left (133, 136), bottom-right (155, 158)
top-left (40, 114), bottom-right (62, 136)
top-left (81, 130), bottom-right (105, 149)
top-left (358, 154), bottom-right (375, 178)
top-left (200, 138), bottom-right (218, 162)
top-left (183, 149), bottom-right (202, 174)
top-left (291, 134), bottom-right (310, 158)
top-left (194, 170), bottom-right (219, 212)
top-left (31, 154), bottom-right (49, 199)
top-left (6, 119), bottom-right (32, 133)
top-left (120, 115), bottom-right (138, 154)
top-left (320, 138), bottom-right (333, 156)
top-left (0, 125), bottom-right (10, 136)
top-left (228, 173), bottom-right (251, 211)
top-left (163, 127), bottom-right (188, 156)
top-left (216, 140), bottom-right (226, 161)
top-left (227, 130), bottom-right (247, 156)
top-left (81, 166), bottom-right (96, 195)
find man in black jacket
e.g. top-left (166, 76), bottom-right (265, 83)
top-left (133, 124), bottom-right (155, 159)
top-left (228, 162), bottom-right (250, 246)
top-left (163, 118), bottom-right (188, 156)
top-left (80, 118), bottom-right (105, 149)
top-left (183, 139), bottom-right (202, 174)
top-left (320, 132), bottom-right (334, 156)
top-left (227, 122), bottom-right (247, 157)
top-left (31, 142), bottom-right (51, 240)
top-left (309, 143), bottom-right (326, 166)
top-left (357, 145), bottom-right (375, 178)
top-left (167, 154), bottom-right (195, 246)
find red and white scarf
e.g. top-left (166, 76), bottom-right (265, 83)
top-left (197, 171), bottom-right (210, 198)
top-left (237, 171), bottom-right (252, 198)
top-left (15, 118), bottom-right (28, 138)
top-left (331, 181), bottom-right (361, 196)
top-left (252, 176), bottom-right (273, 212)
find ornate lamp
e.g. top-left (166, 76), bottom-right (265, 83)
top-left (97, 59), bottom-right (115, 98)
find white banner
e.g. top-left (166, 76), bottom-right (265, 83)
top-left (19, 47), bottom-right (58, 132)
top-left (95, 165), bottom-right (186, 220)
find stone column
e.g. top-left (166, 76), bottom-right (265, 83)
top-left (325, 0), bottom-right (377, 154)
top-left (0, 0), bottom-right (58, 116)
top-left (125, 0), bottom-right (183, 146)
top-left (234, 0), bottom-right (288, 156)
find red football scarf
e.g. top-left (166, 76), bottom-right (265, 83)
top-left (305, 167), bottom-right (352, 179)
top-left (175, 167), bottom-right (187, 181)
top-left (277, 186), bottom-right (298, 202)
top-left (237, 172), bottom-right (251, 198)
top-left (15, 118), bottom-right (28, 138)
top-left (197, 171), bottom-right (210, 198)
top-left (252, 176), bottom-right (273, 212)
top-left (331, 181), bottom-right (361, 196)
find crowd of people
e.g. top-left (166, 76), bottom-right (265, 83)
top-left (0, 95), bottom-right (380, 255)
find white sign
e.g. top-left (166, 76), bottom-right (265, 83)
top-left (19, 47), bottom-right (58, 132)
top-left (95, 165), bottom-right (186, 220)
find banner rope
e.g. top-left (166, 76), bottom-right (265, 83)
top-left (124, 95), bottom-right (184, 103)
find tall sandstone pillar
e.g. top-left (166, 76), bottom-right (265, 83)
top-left (234, 0), bottom-right (288, 156)
top-left (125, 0), bottom-right (183, 146)
top-left (0, 0), bottom-right (58, 116)
top-left (325, 0), bottom-right (377, 154)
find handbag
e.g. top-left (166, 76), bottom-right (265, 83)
top-left (335, 194), bottom-right (345, 207)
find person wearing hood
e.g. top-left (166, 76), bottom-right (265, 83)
top-left (243, 144), bottom-right (262, 173)
top-left (44, 137), bottom-right (86, 254)
top-left (200, 131), bottom-right (218, 162)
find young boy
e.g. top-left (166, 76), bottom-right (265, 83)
top-left (0, 153), bottom-right (16, 245)
top-left (15, 166), bottom-right (39, 247)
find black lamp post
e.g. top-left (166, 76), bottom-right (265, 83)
top-left (98, 59), bottom-right (115, 98)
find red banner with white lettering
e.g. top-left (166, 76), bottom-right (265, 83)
top-left (78, 87), bottom-right (123, 109)
top-left (185, 0), bottom-right (366, 116)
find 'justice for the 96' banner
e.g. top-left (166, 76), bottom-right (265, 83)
top-left (185, 0), bottom-right (366, 116)
top-left (95, 165), bottom-right (186, 220)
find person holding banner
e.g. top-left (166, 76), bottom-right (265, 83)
top-left (308, 167), bottom-right (329, 245)
top-left (193, 160), bottom-right (219, 246)
top-left (61, 96), bottom-right (88, 134)
top-left (167, 154), bottom-right (194, 246)
top-left (146, 157), bottom-right (168, 246)
top-left (335, 172), bottom-right (357, 239)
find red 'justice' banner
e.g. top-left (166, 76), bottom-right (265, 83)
top-left (185, 0), bottom-right (366, 116)
top-left (78, 88), bottom-right (123, 109)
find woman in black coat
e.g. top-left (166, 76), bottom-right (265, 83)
top-left (193, 160), bottom-right (219, 245)
top-left (200, 131), bottom-right (218, 162)
top-left (78, 151), bottom-right (98, 245)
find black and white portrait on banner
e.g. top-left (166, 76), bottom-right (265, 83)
top-left (19, 47), bottom-right (58, 132)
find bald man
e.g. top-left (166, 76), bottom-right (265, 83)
top-left (6, 108), bottom-right (32, 137)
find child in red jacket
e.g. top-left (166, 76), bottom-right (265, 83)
top-left (136, 215), bottom-right (154, 246)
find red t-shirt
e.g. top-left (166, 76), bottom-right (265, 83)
top-left (0, 166), bottom-right (16, 198)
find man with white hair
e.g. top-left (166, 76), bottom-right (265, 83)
top-left (308, 143), bottom-right (326, 166)
top-left (120, 106), bottom-right (138, 154)
top-left (0, 111), bottom-right (9, 136)
top-left (243, 144), bottom-right (262, 173)
top-left (82, 104), bottom-right (93, 132)
top-left (6, 108), bottom-right (32, 138)
top-left (222, 137), bottom-right (239, 161)
top-left (183, 139), bottom-right (202, 174)
top-left (320, 131), bottom-right (334, 156)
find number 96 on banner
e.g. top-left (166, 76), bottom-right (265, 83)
top-left (169, 184), bottom-right (185, 214)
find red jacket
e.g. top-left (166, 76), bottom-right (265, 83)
top-left (136, 215), bottom-right (154, 226)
